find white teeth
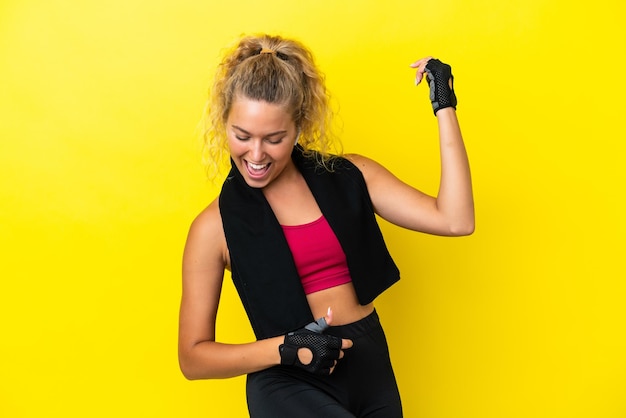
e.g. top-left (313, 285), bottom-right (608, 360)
top-left (249, 162), bottom-right (268, 170)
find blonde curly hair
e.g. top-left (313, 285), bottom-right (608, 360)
top-left (201, 34), bottom-right (340, 178)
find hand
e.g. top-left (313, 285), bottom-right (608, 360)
top-left (279, 308), bottom-right (352, 375)
top-left (410, 57), bottom-right (457, 115)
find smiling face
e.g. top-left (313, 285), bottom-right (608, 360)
top-left (226, 97), bottom-right (299, 189)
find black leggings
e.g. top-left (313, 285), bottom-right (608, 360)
top-left (246, 310), bottom-right (403, 417)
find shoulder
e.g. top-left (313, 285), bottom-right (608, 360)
top-left (343, 153), bottom-right (375, 169)
top-left (185, 198), bottom-right (228, 267)
top-left (343, 153), bottom-right (392, 185)
top-left (190, 198), bottom-right (223, 235)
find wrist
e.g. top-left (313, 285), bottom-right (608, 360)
top-left (435, 106), bottom-right (456, 117)
top-left (265, 335), bottom-right (285, 366)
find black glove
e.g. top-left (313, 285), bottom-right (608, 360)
top-left (425, 58), bottom-right (457, 115)
top-left (279, 317), bottom-right (342, 375)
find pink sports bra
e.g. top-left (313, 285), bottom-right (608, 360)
top-left (281, 215), bottom-right (352, 295)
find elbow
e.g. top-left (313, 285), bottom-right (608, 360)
top-left (179, 350), bottom-right (225, 380)
top-left (178, 352), bottom-right (207, 381)
top-left (437, 202), bottom-right (475, 236)
top-left (448, 218), bottom-right (475, 236)
top-left (455, 224), bottom-right (475, 236)
top-left (450, 207), bottom-right (475, 236)
top-left (179, 358), bottom-right (198, 381)
top-left (180, 369), bottom-right (197, 381)
top-left (182, 372), bottom-right (202, 381)
top-left (179, 362), bottom-right (208, 381)
top-left (178, 340), bottom-right (227, 380)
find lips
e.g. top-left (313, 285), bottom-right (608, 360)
top-left (244, 160), bottom-right (271, 179)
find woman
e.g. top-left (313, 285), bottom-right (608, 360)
top-left (178, 34), bottom-right (474, 417)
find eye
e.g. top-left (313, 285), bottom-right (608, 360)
top-left (235, 135), bottom-right (250, 141)
top-left (265, 136), bottom-right (284, 145)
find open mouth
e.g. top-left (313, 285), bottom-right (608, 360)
top-left (245, 160), bottom-right (271, 178)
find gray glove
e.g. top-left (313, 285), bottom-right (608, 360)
top-left (425, 58), bottom-right (457, 115)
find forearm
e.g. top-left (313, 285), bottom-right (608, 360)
top-left (435, 108), bottom-right (475, 235)
top-left (179, 336), bottom-right (283, 380)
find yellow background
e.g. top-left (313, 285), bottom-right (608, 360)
top-left (1, 0), bottom-right (625, 417)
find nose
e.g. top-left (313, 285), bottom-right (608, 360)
top-left (248, 138), bottom-right (265, 161)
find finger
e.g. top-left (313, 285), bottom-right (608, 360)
top-left (342, 338), bottom-right (353, 349)
top-left (329, 361), bottom-right (337, 375)
top-left (338, 338), bottom-right (352, 360)
top-left (415, 71), bottom-right (425, 86)
top-left (409, 56), bottom-right (432, 68)
top-left (410, 56), bottom-right (433, 86)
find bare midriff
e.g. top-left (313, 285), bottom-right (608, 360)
top-left (306, 282), bottom-right (374, 326)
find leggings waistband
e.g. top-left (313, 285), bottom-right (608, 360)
top-left (325, 309), bottom-right (380, 339)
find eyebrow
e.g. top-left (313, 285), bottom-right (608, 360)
top-left (232, 125), bottom-right (287, 137)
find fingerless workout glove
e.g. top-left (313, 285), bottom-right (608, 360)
top-left (425, 58), bottom-right (457, 115)
top-left (279, 317), bottom-right (342, 375)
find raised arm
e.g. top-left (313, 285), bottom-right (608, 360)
top-left (348, 57), bottom-right (474, 236)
